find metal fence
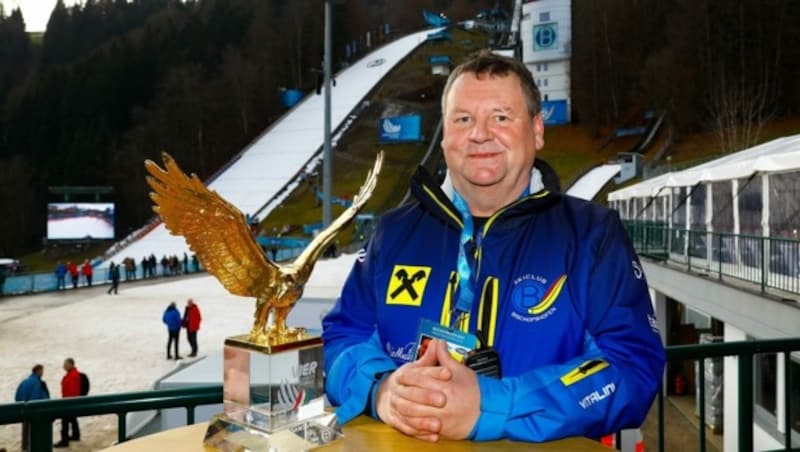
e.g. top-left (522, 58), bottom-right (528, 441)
top-left (625, 221), bottom-right (800, 295)
top-left (2, 338), bottom-right (798, 451)
top-left (0, 386), bottom-right (221, 451)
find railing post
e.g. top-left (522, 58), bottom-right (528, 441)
top-left (761, 236), bottom-right (767, 293)
top-left (718, 233), bottom-right (723, 279)
top-left (698, 358), bottom-right (706, 452)
top-left (29, 417), bottom-right (53, 452)
top-left (738, 353), bottom-right (753, 452)
top-left (118, 412), bottom-right (127, 443)
top-left (784, 350), bottom-right (792, 450)
top-left (187, 405), bottom-right (195, 425)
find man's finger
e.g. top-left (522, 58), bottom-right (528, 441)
top-left (396, 368), bottom-right (450, 392)
top-left (394, 385), bottom-right (446, 411)
top-left (435, 338), bottom-right (459, 369)
top-left (388, 411), bottom-right (439, 437)
top-left (414, 339), bottom-right (440, 367)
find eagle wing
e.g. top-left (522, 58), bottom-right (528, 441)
top-left (290, 151), bottom-right (384, 283)
top-left (145, 152), bottom-right (279, 298)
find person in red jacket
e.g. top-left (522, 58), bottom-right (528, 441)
top-left (67, 262), bottom-right (79, 289)
top-left (81, 260), bottom-right (94, 287)
top-left (54, 358), bottom-right (81, 448)
top-left (182, 298), bottom-right (202, 357)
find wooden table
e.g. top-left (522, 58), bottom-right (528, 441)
top-left (105, 416), bottom-right (610, 451)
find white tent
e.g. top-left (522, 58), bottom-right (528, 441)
top-left (609, 134), bottom-right (800, 201)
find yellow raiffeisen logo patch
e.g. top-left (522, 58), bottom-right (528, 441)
top-left (386, 265), bottom-right (432, 306)
top-left (560, 359), bottom-right (610, 386)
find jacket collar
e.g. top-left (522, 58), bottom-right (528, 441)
top-left (410, 165), bottom-right (559, 232)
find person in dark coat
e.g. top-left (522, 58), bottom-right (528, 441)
top-left (163, 302), bottom-right (182, 360)
top-left (107, 263), bottom-right (120, 294)
top-left (15, 364), bottom-right (50, 451)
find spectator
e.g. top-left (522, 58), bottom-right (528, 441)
top-left (55, 262), bottom-right (67, 290)
top-left (81, 260), bottom-right (93, 287)
top-left (53, 358), bottom-right (81, 448)
top-left (107, 263), bottom-right (120, 295)
top-left (15, 364), bottom-right (50, 451)
top-left (0, 265), bottom-right (6, 297)
top-left (182, 299), bottom-right (202, 357)
top-left (163, 302), bottom-right (182, 360)
top-left (67, 262), bottom-right (79, 289)
top-left (183, 252), bottom-right (189, 273)
top-left (191, 254), bottom-right (199, 272)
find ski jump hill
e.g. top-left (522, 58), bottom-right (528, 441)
top-left (102, 28), bottom-right (438, 267)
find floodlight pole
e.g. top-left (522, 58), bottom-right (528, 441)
top-left (322, 0), bottom-right (333, 228)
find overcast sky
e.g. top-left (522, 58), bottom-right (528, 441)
top-left (1, 0), bottom-right (81, 33)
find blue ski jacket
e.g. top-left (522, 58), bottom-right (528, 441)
top-left (322, 167), bottom-right (665, 442)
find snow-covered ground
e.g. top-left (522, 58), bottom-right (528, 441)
top-left (0, 253), bottom-right (355, 451)
top-left (47, 217), bottom-right (115, 240)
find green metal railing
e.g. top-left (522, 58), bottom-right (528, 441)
top-left (663, 338), bottom-right (800, 452)
top-left (624, 221), bottom-right (800, 296)
top-left (1, 340), bottom-right (798, 451)
top-left (0, 385), bottom-right (221, 451)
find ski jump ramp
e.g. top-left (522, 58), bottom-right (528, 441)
top-left (566, 164), bottom-right (621, 201)
top-left (104, 29), bottom-right (437, 265)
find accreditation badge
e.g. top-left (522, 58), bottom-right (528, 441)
top-left (415, 318), bottom-right (478, 363)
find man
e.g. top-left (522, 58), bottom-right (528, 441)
top-left (15, 364), bottom-right (50, 451)
top-left (322, 51), bottom-right (665, 443)
top-left (67, 261), bottom-right (79, 289)
top-left (55, 262), bottom-right (67, 290)
top-left (54, 358), bottom-right (81, 448)
top-left (107, 262), bottom-right (120, 294)
top-left (81, 260), bottom-right (93, 287)
top-left (182, 298), bottom-right (202, 357)
top-left (163, 302), bottom-right (182, 360)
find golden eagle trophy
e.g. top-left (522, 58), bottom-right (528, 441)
top-left (145, 151), bottom-right (383, 451)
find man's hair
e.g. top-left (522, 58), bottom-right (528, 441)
top-left (65, 358), bottom-right (74, 366)
top-left (32, 364), bottom-right (43, 374)
top-left (441, 49), bottom-right (542, 119)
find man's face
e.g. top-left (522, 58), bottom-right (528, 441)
top-left (63, 360), bottom-right (71, 371)
top-left (441, 72), bottom-right (544, 205)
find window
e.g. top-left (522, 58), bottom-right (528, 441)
top-left (543, 78), bottom-right (548, 87)
top-left (540, 12), bottom-right (550, 22)
top-left (543, 62), bottom-right (549, 71)
top-left (536, 64), bottom-right (541, 72)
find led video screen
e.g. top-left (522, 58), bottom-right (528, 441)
top-left (47, 203), bottom-right (115, 240)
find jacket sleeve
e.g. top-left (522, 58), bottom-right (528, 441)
top-left (322, 227), bottom-right (397, 424)
top-left (470, 212), bottom-right (665, 442)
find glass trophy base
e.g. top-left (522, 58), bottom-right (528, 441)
top-left (203, 333), bottom-right (340, 451)
top-left (203, 403), bottom-right (342, 451)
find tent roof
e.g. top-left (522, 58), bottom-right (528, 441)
top-left (608, 134), bottom-right (800, 201)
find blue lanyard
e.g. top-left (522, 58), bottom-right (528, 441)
top-left (450, 187), bottom-right (530, 329)
top-left (451, 191), bottom-right (476, 327)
